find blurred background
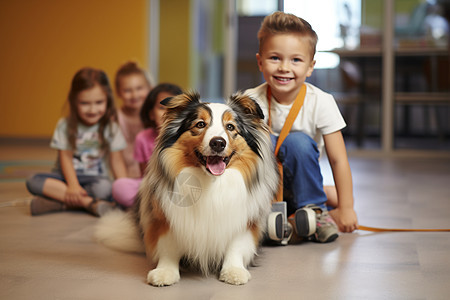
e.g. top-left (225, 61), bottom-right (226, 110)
top-left (1, 0), bottom-right (449, 155)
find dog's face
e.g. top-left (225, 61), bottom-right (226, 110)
top-left (157, 92), bottom-right (265, 178)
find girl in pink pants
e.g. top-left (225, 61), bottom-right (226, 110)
top-left (112, 83), bottom-right (183, 207)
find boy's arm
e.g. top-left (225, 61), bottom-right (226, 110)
top-left (109, 150), bottom-right (127, 179)
top-left (323, 131), bottom-right (358, 232)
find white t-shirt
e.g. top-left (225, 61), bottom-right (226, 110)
top-left (245, 82), bottom-right (346, 155)
top-left (50, 118), bottom-right (127, 176)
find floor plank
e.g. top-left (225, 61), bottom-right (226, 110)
top-left (1, 142), bottom-right (450, 299)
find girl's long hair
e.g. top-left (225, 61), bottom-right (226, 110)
top-left (67, 67), bottom-right (116, 151)
top-left (140, 83), bottom-right (183, 129)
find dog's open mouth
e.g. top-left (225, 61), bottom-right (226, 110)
top-left (195, 151), bottom-right (234, 176)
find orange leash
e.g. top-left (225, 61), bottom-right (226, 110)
top-left (357, 225), bottom-right (450, 232)
top-left (268, 84), bottom-right (307, 203)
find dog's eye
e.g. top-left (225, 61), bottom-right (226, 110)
top-left (196, 121), bottom-right (206, 128)
top-left (226, 124), bottom-right (235, 131)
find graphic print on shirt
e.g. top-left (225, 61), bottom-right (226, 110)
top-left (73, 130), bottom-right (104, 175)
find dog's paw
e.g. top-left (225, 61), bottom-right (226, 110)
top-left (219, 267), bottom-right (251, 285)
top-left (147, 268), bottom-right (180, 287)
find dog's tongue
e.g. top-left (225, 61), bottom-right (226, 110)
top-left (206, 156), bottom-right (226, 176)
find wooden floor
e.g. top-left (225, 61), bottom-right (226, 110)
top-left (1, 141), bottom-right (450, 299)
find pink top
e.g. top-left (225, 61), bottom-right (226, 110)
top-left (134, 128), bottom-right (158, 163)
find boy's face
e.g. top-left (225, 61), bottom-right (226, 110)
top-left (256, 33), bottom-right (315, 103)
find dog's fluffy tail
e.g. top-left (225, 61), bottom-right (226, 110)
top-left (94, 210), bottom-right (145, 254)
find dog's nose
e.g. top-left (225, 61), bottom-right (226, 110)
top-left (209, 137), bottom-right (226, 153)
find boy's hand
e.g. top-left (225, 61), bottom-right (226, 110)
top-left (329, 207), bottom-right (358, 233)
top-left (64, 184), bottom-right (87, 207)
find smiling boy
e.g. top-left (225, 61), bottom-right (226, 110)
top-left (246, 12), bottom-right (358, 243)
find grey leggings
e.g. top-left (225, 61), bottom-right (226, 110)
top-left (26, 172), bottom-right (113, 201)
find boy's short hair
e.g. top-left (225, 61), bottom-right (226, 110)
top-left (257, 11), bottom-right (318, 58)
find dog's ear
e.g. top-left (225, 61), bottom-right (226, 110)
top-left (228, 93), bottom-right (265, 120)
top-left (162, 91), bottom-right (200, 111)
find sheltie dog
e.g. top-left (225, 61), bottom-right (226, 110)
top-left (95, 92), bottom-right (279, 286)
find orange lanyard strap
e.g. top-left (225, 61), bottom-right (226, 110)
top-left (267, 84), bottom-right (306, 203)
top-left (267, 84), bottom-right (307, 157)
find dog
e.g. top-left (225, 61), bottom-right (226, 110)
top-left (95, 91), bottom-right (279, 286)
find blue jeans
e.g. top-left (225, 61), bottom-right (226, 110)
top-left (271, 132), bottom-right (327, 216)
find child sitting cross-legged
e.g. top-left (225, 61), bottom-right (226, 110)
top-left (111, 83), bottom-right (183, 208)
top-left (26, 67), bottom-right (127, 217)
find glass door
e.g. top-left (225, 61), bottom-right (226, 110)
top-left (393, 0), bottom-right (450, 151)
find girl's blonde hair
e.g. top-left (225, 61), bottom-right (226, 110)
top-left (67, 67), bottom-right (116, 151)
top-left (257, 11), bottom-right (318, 58)
top-left (115, 61), bottom-right (154, 93)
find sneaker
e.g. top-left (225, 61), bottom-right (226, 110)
top-left (290, 204), bottom-right (339, 243)
top-left (30, 196), bottom-right (65, 216)
top-left (86, 198), bottom-right (116, 217)
top-left (267, 211), bottom-right (284, 241)
top-left (267, 202), bottom-right (293, 245)
top-left (288, 205), bottom-right (316, 237)
top-left (309, 205), bottom-right (339, 243)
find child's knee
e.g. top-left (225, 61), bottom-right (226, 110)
top-left (112, 178), bottom-right (139, 207)
top-left (111, 179), bottom-right (127, 200)
top-left (25, 174), bottom-right (46, 195)
top-left (90, 178), bottom-right (112, 200)
top-left (282, 132), bottom-right (319, 159)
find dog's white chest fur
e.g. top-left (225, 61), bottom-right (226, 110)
top-left (161, 167), bottom-right (255, 264)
